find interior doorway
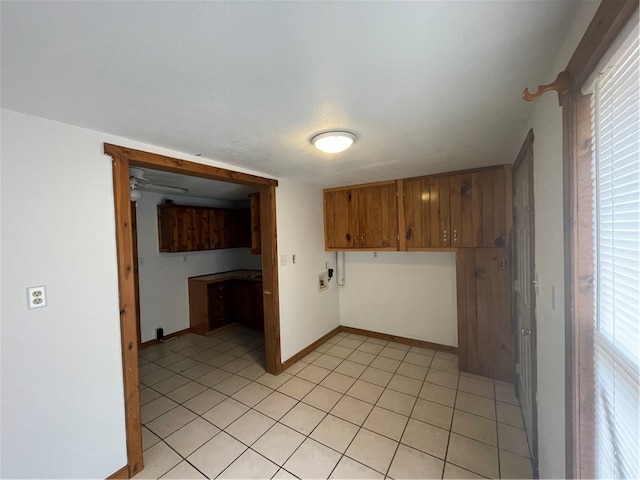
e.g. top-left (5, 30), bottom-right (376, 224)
top-left (512, 129), bottom-right (538, 472)
top-left (107, 143), bottom-right (282, 478)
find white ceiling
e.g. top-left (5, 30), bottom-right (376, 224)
top-left (1, 1), bottom-right (581, 188)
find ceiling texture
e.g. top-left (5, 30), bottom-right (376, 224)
top-left (1, 1), bottom-right (581, 189)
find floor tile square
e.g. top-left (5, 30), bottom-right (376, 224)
top-left (370, 356), bottom-right (401, 373)
top-left (497, 401), bottom-right (525, 428)
top-left (283, 360), bottom-right (308, 375)
top-left (256, 371), bottom-right (292, 389)
top-left (434, 351), bottom-right (458, 361)
top-left (337, 337), bottom-right (364, 349)
top-left (226, 409), bottom-right (275, 445)
top-left (425, 369), bottom-right (459, 389)
top-left (141, 396), bottom-right (179, 424)
top-left (455, 391), bottom-right (496, 420)
top-left (359, 366), bottom-right (393, 387)
top-left (142, 426), bottom-right (161, 451)
top-left (499, 449), bottom-right (534, 478)
top-left (387, 374), bottom-right (423, 396)
top-left (140, 368), bottom-right (175, 387)
top-left (310, 414), bottom-right (359, 453)
top-left (396, 362), bottom-right (429, 381)
top-left (278, 376), bottom-right (316, 399)
top-left (363, 406), bottom-right (408, 441)
top-left (253, 423), bottom-right (305, 465)
top-left (376, 389), bottom-right (416, 416)
top-left (313, 354), bottom-right (343, 370)
top-left (334, 360), bottom-right (367, 378)
top-left (314, 342), bottom-right (333, 353)
top-left (164, 381), bottom-right (207, 404)
top-left (412, 398), bottom-right (453, 430)
top-left (459, 375), bottom-right (495, 399)
top-left (201, 397), bottom-right (249, 429)
top-left (254, 391), bottom-right (298, 420)
top-left (356, 342), bottom-right (385, 355)
top-left (325, 345), bottom-right (354, 359)
top-left (218, 448), bottom-right (279, 479)
top-left (220, 358), bottom-right (253, 374)
top-left (345, 428), bottom-right (398, 474)
top-left (182, 388), bottom-right (227, 415)
top-left (195, 368), bottom-right (232, 387)
top-left (346, 350), bottom-right (376, 365)
top-left (139, 362), bottom-right (162, 377)
top-left (165, 417), bottom-right (220, 457)
top-left (181, 363), bottom-right (215, 380)
top-left (331, 395), bottom-right (373, 425)
top-left (140, 387), bottom-right (162, 406)
top-left (204, 353), bottom-right (235, 368)
top-left (160, 460), bottom-right (206, 479)
top-left (320, 372), bottom-right (357, 393)
top-left (232, 382), bottom-right (273, 407)
top-left (281, 402), bottom-right (325, 435)
top-left (329, 456), bottom-right (384, 479)
top-left (364, 337), bottom-right (388, 346)
top-left (212, 375), bottom-right (252, 395)
top-left (297, 364), bottom-right (332, 383)
top-left (151, 353), bottom-right (186, 368)
top-left (446, 433), bottom-right (499, 478)
top-left (443, 462), bottom-right (485, 479)
top-left (403, 351), bottom-right (433, 367)
top-left (378, 346), bottom-right (407, 361)
top-left (283, 438), bottom-right (341, 479)
top-left (401, 418), bottom-right (449, 459)
top-left (303, 385), bottom-right (343, 412)
top-left (498, 422), bottom-right (531, 457)
top-left (187, 431), bottom-right (247, 479)
top-left (388, 444), bottom-right (444, 480)
top-left (388, 341), bottom-right (411, 351)
top-left (419, 382), bottom-right (456, 407)
top-left (346, 380), bottom-right (384, 404)
top-left (146, 405), bottom-right (198, 438)
top-left (452, 409), bottom-right (497, 446)
top-left (495, 382), bottom-right (520, 405)
top-left (430, 356), bottom-right (459, 372)
top-left (236, 363), bottom-right (267, 380)
top-left (166, 358), bottom-right (201, 374)
top-left (133, 441), bottom-right (182, 479)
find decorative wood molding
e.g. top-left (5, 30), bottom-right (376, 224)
top-left (106, 465), bottom-right (129, 479)
top-left (139, 328), bottom-right (192, 349)
top-left (340, 326), bottom-right (458, 354)
top-left (280, 327), bottom-right (342, 371)
top-left (522, 71), bottom-right (570, 105)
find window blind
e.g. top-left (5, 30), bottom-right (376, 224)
top-left (592, 20), bottom-right (639, 480)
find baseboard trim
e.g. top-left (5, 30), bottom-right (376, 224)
top-left (340, 326), bottom-right (458, 354)
top-left (107, 465), bottom-right (129, 479)
top-left (139, 328), bottom-right (191, 349)
top-left (280, 326), bottom-right (342, 372)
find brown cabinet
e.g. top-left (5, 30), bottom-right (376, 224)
top-left (429, 176), bottom-right (451, 248)
top-left (249, 193), bottom-right (261, 255)
top-left (233, 280), bottom-right (264, 330)
top-left (324, 181), bottom-right (398, 250)
top-left (403, 178), bottom-right (432, 248)
top-left (158, 204), bottom-right (251, 253)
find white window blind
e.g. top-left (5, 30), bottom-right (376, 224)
top-left (592, 20), bottom-right (640, 480)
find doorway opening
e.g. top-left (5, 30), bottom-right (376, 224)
top-left (107, 143), bottom-right (282, 477)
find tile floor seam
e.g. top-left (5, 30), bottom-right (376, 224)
top-left (440, 370), bottom-right (461, 479)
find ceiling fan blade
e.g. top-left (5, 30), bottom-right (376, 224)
top-left (138, 182), bottom-right (189, 194)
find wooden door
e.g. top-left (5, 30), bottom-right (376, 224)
top-left (450, 173), bottom-right (480, 247)
top-left (358, 183), bottom-right (398, 249)
top-left (403, 178), bottom-right (431, 248)
top-left (210, 209), bottom-right (231, 249)
top-left (474, 248), bottom-right (513, 381)
top-left (429, 176), bottom-right (451, 248)
top-left (324, 189), bottom-right (359, 248)
top-left (192, 207), bottom-right (210, 250)
top-left (172, 206), bottom-right (195, 251)
top-left (480, 167), bottom-right (509, 248)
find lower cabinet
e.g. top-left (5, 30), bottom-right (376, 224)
top-left (456, 248), bottom-right (513, 382)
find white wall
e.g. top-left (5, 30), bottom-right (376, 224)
top-left (276, 180), bottom-right (341, 361)
top-left (526, 1), bottom-right (600, 477)
top-left (0, 109), bottom-right (340, 477)
top-left (339, 252), bottom-right (457, 346)
top-left (135, 192), bottom-right (261, 342)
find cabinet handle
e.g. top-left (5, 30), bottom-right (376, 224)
top-left (361, 233), bottom-right (365, 244)
top-left (443, 230), bottom-right (448, 243)
top-left (453, 229), bottom-right (458, 242)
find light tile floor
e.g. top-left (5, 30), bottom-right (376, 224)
top-left (135, 327), bottom-right (534, 479)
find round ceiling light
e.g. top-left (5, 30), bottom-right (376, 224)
top-left (311, 131), bottom-right (356, 154)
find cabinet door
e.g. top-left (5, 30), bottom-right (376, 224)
top-left (172, 206), bottom-right (195, 252)
top-left (229, 208), bottom-right (251, 248)
top-left (210, 209), bottom-right (231, 249)
top-left (450, 173), bottom-right (480, 247)
top-left (157, 206), bottom-right (173, 252)
top-left (192, 208), bottom-right (210, 250)
top-left (358, 183), bottom-right (398, 249)
top-left (480, 167), bottom-right (509, 247)
top-left (403, 178), bottom-right (431, 248)
top-left (429, 176), bottom-right (451, 248)
top-left (324, 189), bottom-right (359, 248)
top-left (249, 193), bottom-right (261, 254)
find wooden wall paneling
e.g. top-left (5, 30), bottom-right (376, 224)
top-left (430, 176), bottom-right (451, 247)
top-left (471, 172), bottom-right (484, 247)
top-left (450, 173), bottom-right (476, 247)
top-left (474, 248), bottom-right (514, 382)
top-left (456, 248), bottom-right (479, 372)
top-left (480, 167), bottom-right (509, 248)
top-left (192, 207), bottom-right (210, 250)
top-left (403, 178), bottom-right (431, 249)
top-left (359, 183), bottom-right (398, 249)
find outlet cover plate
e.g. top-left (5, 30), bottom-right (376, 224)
top-left (27, 286), bottom-right (47, 309)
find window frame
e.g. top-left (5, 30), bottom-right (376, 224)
top-left (562, 1), bottom-right (639, 478)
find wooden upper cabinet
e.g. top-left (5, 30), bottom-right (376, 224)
top-left (324, 182), bottom-right (398, 250)
top-left (249, 193), bottom-right (261, 255)
top-left (403, 178), bottom-right (431, 248)
top-left (209, 209), bottom-right (231, 249)
top-left (479, 166), bottom-right (511, 248)
top-left (429, 176), bottom-right (451, 248)
top-left (158, 205), bottom-right (195, 252)
top-left (450, 173), bottom-right (481, 247)
top-left (192, 208), bottom-right (210, 250)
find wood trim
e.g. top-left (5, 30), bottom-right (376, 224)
top-left (139, 327), bottom-right (192, 349)
top-left (131, 202), bottom-right (141, 348)
top-left (280, 327), bottom-right (342, 371)
top-left (104, 144), bottom-right (278, 187)
top-left (323, 179), bottom-right (398, 193)
top-left (340, 326), bottom-right (458, 354)
top-left (107, 465), bottom-right (129, 479)
top-left (111, 154), bottom-right (144, 477)
top-left (406, 247), bottom-right (458, 253)
top-left (565, 0), bottom-right (639, 91)
top-left (561, 2), bottom-right (637, 477)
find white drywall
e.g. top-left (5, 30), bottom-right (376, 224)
top-left (526, 1), bottom-right (600, 477)
top-left (339, 252), bottom-right (458, 346)
top-left (134, 192), bottom-right (261, 343)
top-left (0, 109), bottom-right (340, 477)
top-left (276, 180), bottom-right (341, 361)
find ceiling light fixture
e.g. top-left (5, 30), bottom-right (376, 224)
top-left (311, 131), bottom-right (356, 154)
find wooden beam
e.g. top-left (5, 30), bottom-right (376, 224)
top-left (103, 144), bottom-right (278, 187)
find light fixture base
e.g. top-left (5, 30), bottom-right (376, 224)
top-left (311, 131), bottom-right (356, 154)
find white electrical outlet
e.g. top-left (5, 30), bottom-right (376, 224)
top-left (27, 286), bottom-right (47, 309)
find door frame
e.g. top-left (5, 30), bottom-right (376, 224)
top-left (105, 143), bottom-right (282, 478)
top-left (512, 129), bottom-right (538, 470)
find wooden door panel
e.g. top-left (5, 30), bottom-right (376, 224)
top-left (403, 179), bottom-right (431, 248)
top-left (450, 173), bottom-right (477, 247)
top-left (481, 168), bottom-right (509, 248)
top-left (172, 206), bottom-right (195, 252)
top-left (359, 183), bottom-right (398, 249)
top-left (474, 248), bottom-right (513, 381)
top-left (192, 208), bottom-right (210, 250)
top-left (209, 209), bottom-right (231, 249)
top-left (429, 177), bottom-right (451, 247)
top-left (324, 189), bottom-right (359, 248)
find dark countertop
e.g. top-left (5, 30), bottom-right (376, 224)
top-left (189, 269), bottom-right (262, 284)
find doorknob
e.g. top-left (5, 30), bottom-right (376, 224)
top-left (520, 328), bottom-right (532, 336)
